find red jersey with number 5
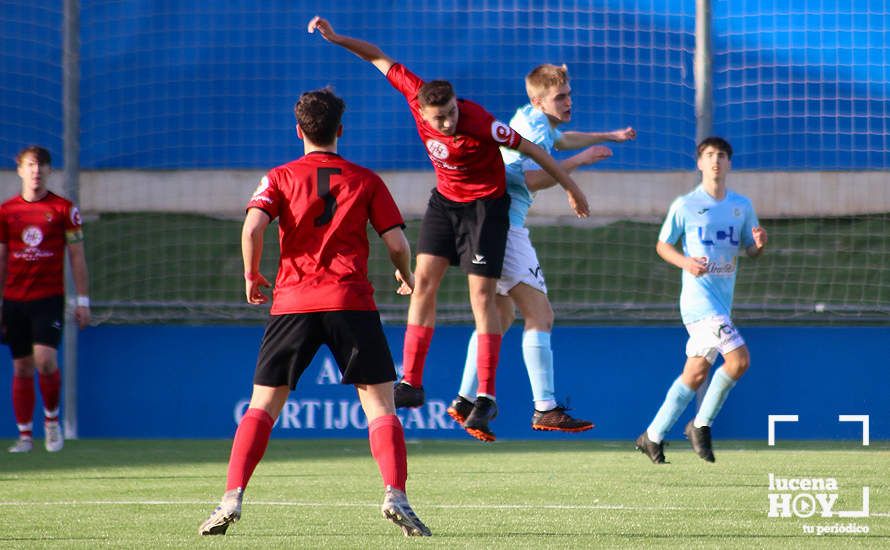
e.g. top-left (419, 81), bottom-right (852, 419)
top-left (386, 63), bottom-right (523, 202)
top-left (246, 151), bottom-right (405, 314)
top-left (0, 192), bottom-right (83, 301)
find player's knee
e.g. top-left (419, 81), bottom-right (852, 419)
top-left (524, 313), bottom-right (553, 332)
top-left (34, 359), bottom-right (58, 375)
top-left (686, 370), bottom-right (708, 389)
top-left (468, 287), bottom-right (496, 310)
top-left (12, 362), bottom-right (35, 377)
top-left (723, 350), bottom-right (750, 379)
top-left (412, 274), bottom-right (439, 297)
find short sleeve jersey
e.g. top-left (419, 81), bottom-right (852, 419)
top-left (246, 152), bottom-right (405, 314)
top-left (0, 192), bottom-right (83, 301)
top-left (500, 104), bottom-right (563, 227)
top-left (386, 63), bottom-right (523, 203)
top-left (658, 185), bottom-right (759, 324)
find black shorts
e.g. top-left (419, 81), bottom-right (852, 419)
top-left (253, 310), bottom-right (397, 389)
top-left (1, 295), bottom-right (65, 359)
top-left (416, 189), bottom-right (510, 278)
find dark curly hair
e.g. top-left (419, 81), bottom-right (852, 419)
top-left (294, 87), bottom-right (346, 146)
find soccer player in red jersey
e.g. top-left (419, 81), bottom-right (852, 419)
top-left (0, 146), bottom-right (90, 453)
top-left (309, 16), bottom-right (590, 442)
top-left (199, 88), bottom-right (430, 537)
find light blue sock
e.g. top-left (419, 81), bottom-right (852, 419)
top-left (694, 367), bottom-right (737, 428)
top-left (457, 330), bottom-right (479, 399)
top-left (647, 377), bottom-right (695, 443)
top-left (522, 329), bottom-right (555, 408)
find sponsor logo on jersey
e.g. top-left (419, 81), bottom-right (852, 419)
top-left (425, 139), bottom-right (449, 160)
top-left (706, 258), bottom-right (737, 275)
top-left (22, 226), bottom-right (43, 247)
top-left (70, 206), bottom-right (81, 226)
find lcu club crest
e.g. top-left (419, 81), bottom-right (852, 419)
top-left (698, 226), bottom-right (740, 246)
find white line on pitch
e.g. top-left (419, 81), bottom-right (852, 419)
top-left (0, 500), bottom-right (720, 512)
top-left (0, 500), bottom-right (886, 517)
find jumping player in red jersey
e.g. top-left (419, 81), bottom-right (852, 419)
top-left (0, 146), bottom-right (90, 454)
top-left (199, 88), bottom-right (430, 537)
top-left (309, 16), bottom-right (590, 442)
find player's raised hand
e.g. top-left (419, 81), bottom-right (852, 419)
top-left (611, 126), bottom-right (637, 142)
top-left (576, 145), bottom-right (613, 166)
top-left (308, 16), bottom-right (337, 41)
top-left (564, 183), bottom-right (590, 218)
top-left (684, 256), bottom-right (708, 277)
top-left (752, 226), bottom-right (768, 249)
top-left (245, 272), bottom-right (272, 304)
top-left (395, 269), bottom-right (415, 295)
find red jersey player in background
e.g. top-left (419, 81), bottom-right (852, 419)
top-left (199, 88), bottom-right (430, 537)
top-left (309, 16), bottom-right (589, 442)
top-left (0, 146), bottom-right (90, 453)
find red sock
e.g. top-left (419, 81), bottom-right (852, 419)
top-left (476, 333), bottom-right (502, 397)
top-left (12, 375), bottom-right (35, 436)
top-left (38, 369), bottom-right (62, 420)
top-left (401, 324), bottom-right (433, 387)
top-left (368, 414), bottom-right (407, 492)
top-left (225, 408), bottom-right (274, 491)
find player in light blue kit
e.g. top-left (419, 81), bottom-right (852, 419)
top-left (446, 64), bottom-right (636, 432)
top-left (635, 136), bottom-right (767, 463)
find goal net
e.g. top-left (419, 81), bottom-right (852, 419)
top-left (1, 1), bottom-right (887, 324)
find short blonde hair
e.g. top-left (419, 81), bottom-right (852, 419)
top-left (525, 64), bottom-right (569, 101)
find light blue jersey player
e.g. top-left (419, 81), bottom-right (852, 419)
top-left (501, 104), bottom-right (561, 228)
top-left (447, 64), bottom-right (636, 433)
top-left (659, 183), bottom-right (759, 326)
top-left (636, 136), bottom-right (768, 464)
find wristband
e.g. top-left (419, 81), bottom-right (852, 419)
top-left (76, 295), bottom-right (90, 307)
top-left (244, 272), bottom-right (260, 282)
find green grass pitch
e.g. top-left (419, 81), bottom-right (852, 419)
top-left (1, 439), bottom-right (887, 547)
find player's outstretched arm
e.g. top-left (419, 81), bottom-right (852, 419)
top-left (656, 240), bottom-right (708, 277)
top-left (746, 226), bottom-right (768, 257)
top-left (308, 16), bottom-right (396, 76)
top-left (241, 208), bottom-right (273, 304)
top-left (518, 138), bottom-right (589, 217)
top-left (556, 126), bottom-right (636, 150)
top-left (381, 227), bottom-right (414, 295)
top-left (525, 145), bottom-right (613, 192)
